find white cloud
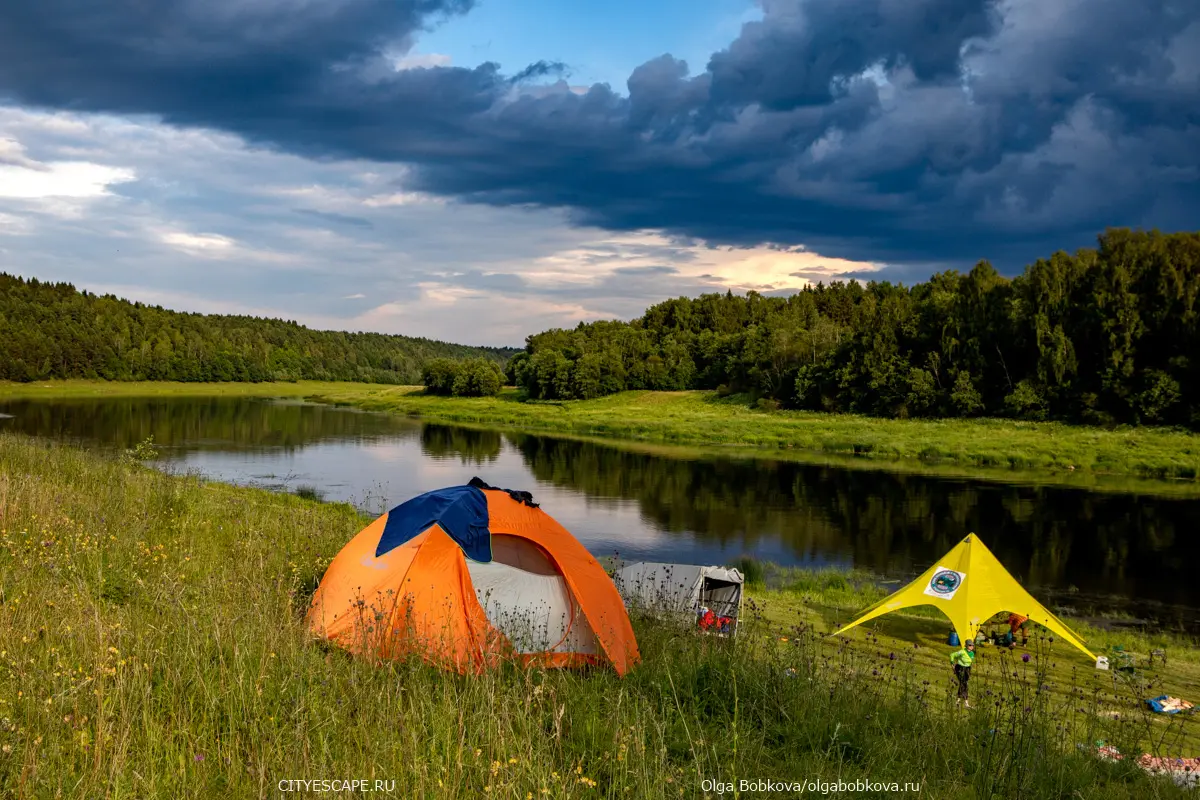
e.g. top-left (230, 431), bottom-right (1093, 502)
top-left (362, 190), bottom-right (444, 207)
top-left (0, 156), bottom-right (134, 200)
top-left (160, 231), bottom-right (236, 253)
top-left (391, 52), bottom-right (453, 70)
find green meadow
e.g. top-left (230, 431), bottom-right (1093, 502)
top-left (2, 434), bottom-right (1199, 798)
top-left (4, 380), bottom-right (1200, 493)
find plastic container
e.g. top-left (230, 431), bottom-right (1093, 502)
top-left (947, 630), bottom-right (960, 647)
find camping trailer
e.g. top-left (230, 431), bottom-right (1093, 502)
top-left (611, 561), bottom-right (744, 636)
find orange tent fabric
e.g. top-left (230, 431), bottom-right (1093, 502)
top-left (307, 481), bottom-right (640, 675)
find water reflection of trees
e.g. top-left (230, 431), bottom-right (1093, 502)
top-left (419, 424), bottom-right (502, 465)
top-left (0, 398), bottom-right (419, 453)
top-left (507, 434), bottom-right (1200, 608)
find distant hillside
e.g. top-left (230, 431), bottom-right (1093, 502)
top-left (0, 274), bottom-right (518, 384)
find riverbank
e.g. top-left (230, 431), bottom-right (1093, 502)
top-left (1, 434), bottom-right (1197, 798)
top-left (4, 380), bottom-right (1200, 490)
top-left (311, 385), bottom-right (1200, 484)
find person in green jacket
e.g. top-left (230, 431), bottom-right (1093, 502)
top-left (950, 639), bottom-right (976, 707)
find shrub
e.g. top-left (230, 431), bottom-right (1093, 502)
top-left (1135, 370), bottom-right (1181, 424)
top-left (1006, 380), bottom-right (1047, 420)
top-left (421, 358), bottom-right (461, 396)
top-left (950, 370), bottom-right (985, 416)
top-left (451, 358), bottom-right (504, 397)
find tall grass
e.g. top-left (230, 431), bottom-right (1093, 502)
top-left (0, 434), bottom-right (1192, 798)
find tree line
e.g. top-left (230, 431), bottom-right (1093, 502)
top-left (420, 358), bottom-right (505, 397)
top-left (504, 229), bottom-right (1200, 427)
top-left (0, 274), bottom-right (517, 384)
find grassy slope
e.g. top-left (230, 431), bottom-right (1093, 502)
top-left (1, 435), bottom-right (1196, 799)
top-left (4, 381), bottom-right (1200, 491)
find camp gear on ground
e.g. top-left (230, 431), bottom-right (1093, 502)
top-left (1146, 696), bottom-right (1194, 714)
top-left (1095, 745), bottom-right (1200, 788)
top-left (308, 479), bottom-right (640, 675)
top-left (698, 610), bottom-right (734, 633)
top-left (1095, 656), bottom-right (1110, 670)
top-left (832, 533), bottom-right (1096, 662)
top-left (947, 630), bottom-right (960, 647)
top-left (612, 561), bottom-right (744, 636)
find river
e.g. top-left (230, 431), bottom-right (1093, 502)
top-left (3, 395), bottom-right (1199, 629)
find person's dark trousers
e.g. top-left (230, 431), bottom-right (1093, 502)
top-left (954, 664), bottom-right (971, 700)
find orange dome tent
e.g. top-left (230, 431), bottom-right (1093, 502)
top-left (307, 478), bottom-right (639, 675)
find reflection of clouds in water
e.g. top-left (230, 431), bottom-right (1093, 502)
top-left (170, 431), bottom-right (751, 562)
top-left (356, 441), bottom-right (411, 464)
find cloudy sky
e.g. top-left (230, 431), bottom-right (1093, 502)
top-left (0, 0), bottom-right (1196, 346)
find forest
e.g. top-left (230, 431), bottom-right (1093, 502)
top-left (0, 274), bottom-right (517, 384)
top-left (507, 229), bottom-right (1200, 427)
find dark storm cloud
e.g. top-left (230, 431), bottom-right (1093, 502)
top-left (1, 0), bottom-right (1196, 270)
top-left (509, 61), bottom-right (569, 84)
top-left (705, 0), bottom-right (992, 110)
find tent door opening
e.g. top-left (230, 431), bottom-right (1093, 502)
top-left (698, 578), bottom-right (741, 636)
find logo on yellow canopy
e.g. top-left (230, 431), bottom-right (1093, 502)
top-left (923, 566), bottom-right (965, 600)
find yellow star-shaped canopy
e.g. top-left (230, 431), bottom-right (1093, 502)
top-left (832, 533), bottom-right (1095, 661)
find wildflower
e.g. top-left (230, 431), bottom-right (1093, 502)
top-left (195, 754), bottom-right (205, 762)
top-left (1022, 654), bottom-right (1031, 663)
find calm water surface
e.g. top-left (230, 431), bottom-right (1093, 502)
top-left (4, 396), bottom-right (1199, 628)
